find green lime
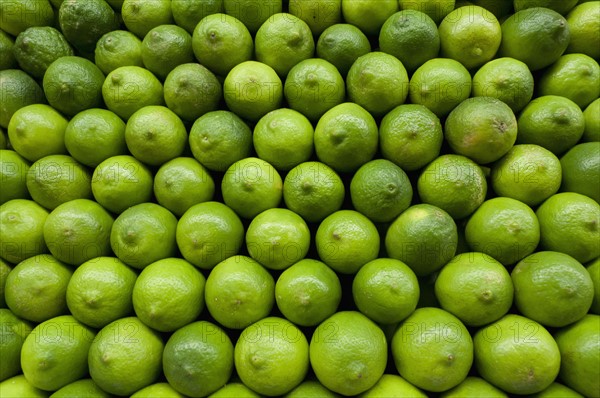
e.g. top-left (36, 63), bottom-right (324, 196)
top-left (164, 63), bottom-right (222, 122)
top-left (163, 321), bottom-right (233, 397)
top-left (409, 58), bottom-right (472, 118)
top-left (0, 0), bottom-right (54, 37)
top-left (221, 157), bottom-right (283, 219)
top-left (246, 208), bottom-right (310, 270)
top-left (130, 383), bottom-right (185, 398)
top-left (58, 0), bottom-right (119, 53)
top-left (560, 142), bottom-right (600, 203)
top-left (316, 210), bottom-right (380, 274)
top-left (205, 255), bottom-right (275, 329)
top-left (88, 317), bottom-right (164, 396)
top-left (253, 108), bottom-right (314, 171)
top-left (21, 315), bottom-right (95, 391)
top-left (172, 0), bottom-right (224, 33)
top-left (289, 0), bottom-right (342, 36)
top-left (0, 69), bottom-right (45, 130)
top-left (0, 375), bottom-right (47, 398)
top-left (379, 10), bottom-right (439, 74)
top-left (474, 314), bottom-right (561, 395)
top-left (94, 30), bottom-right (144, 75)
top-left (342, 0), bottom-right (398, 35)
top-left (350, 159), bottom-right (413, 223)
top-left (209, 382), bottom-right (260, 397)
top-left (491, 144), bottom-right (562, 206)
top-left (554, 315), bottom-right (600, 397)
top-left (532, 382), bottom-right (586, 398)
top-left (514, 0), bottom-right (577, 14)
top-left (192, 13), bottom-right (253, 77)
top-left (0, 259), bottom-right (11, 308)
top-left (141, 24), bottom-right (194, 80)
top-left (536, 192), bottom-right (600, 263)
top-left (398, 0), bottom-right (455, 23)
top-left (153, 157), bottom-right (215, 217)
top-left (566, 1), bottom-right (600, 59)
top-left (498, 7), bottom-right (570, 71)
top-left (359, 374), bottom-right (426, 398)
top-left (0, 309), bottom-right (33, 381)
top-left (102, 66), bottom-right (164, 120)
top-left (284, 58), bottom-right (345, 123)
top-left (64, 108), bottom-right (127, 168)
top-left (223, 0), bottom-right (282, 34)
top-left (66, 257), bottom-right (137, 329)
top-left (435, 252), bottom-right (514, 326)
top-left (417, 154), bottom-right (488, 220)
top-left (275, 258), bottom-right (342, 327)
top-left (133, 258), bottom-right (205, 331)
top-left (0, 199), bottom-right (48, 264)
top-left (472, 57), bottom-right (534, 113)
top-left (385, 204), bottom-right (458, 276)
top-left (7, 104), bottom-right (68, 162)
top-left (588, 258), bottom-right (600, 314)
top-left (314, 102), bottom-right (378, 173)
top-left (392, 307), bottom-right (473, 392)
top-left (512, 251), bottom-right (594, 327)
top-left (52, 379), bottom-right (112, 398)
top-left (0, 150), bottom-right (30, 204)
top-left (582, 98), bottom-right (600, 142)
top-left (176, 201), bottom-right (244, 269)
top-left (91, 155), bottom-right (154, 214)
top-left (13, 26), bottom-right (73, 79)
top-left (4, 254), bottom-right (72, 323)
top-left (235, 317), bottom-right (310, 395)
top-left (286, 380), bottom-right (341, 397)
top-left (121, 0), bottom-right (174, 38)
top-left (379, 104), bottom-right (443, 171)
top-left (189, 110), bottom-right (253, 172)
top-left (310, 311), bottom-right (387, 395)
top-left (316, 23), bottom-right (371, 76)
top-left (0, 31), bottom-right (17, 70)
top-left (283, 161), bottom-right (345, 223)
top-left (440, 376), bottom-right (508, 398)
top-left (223, 61), bottom-right (283, 122)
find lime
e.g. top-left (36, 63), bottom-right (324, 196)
top-left (554, 315), bottom-right (600, 397)
top-left (310, 311), bottom-right (387, 395)
top-left (398, 0), bottom-right (455, 23)
top-left (130, 383), bottom-right (185, 398)
top-left (110, 203), bottom-right (178, 269)
top-left (102, 66), bottom-right (164, 120)
top-left (246, 208), bottom-right (310, 270)
top-left (163, 321), bottom-right (234, 397)
top-left (275, 258), bottom-right (342, 327)
top-left (205, 255), bottom-right (275, 329)
top-left (379, 104), bottom-right (443, 171)
top-left (223, 61), bottom-right (283, 122)
top-left (359, 374), bottom-right (426, 398)
top-left (0, 199), bottom-right (48, 264)
top-left (66, 257), bottom-right (137, 329)
top-left (91, 155), bottom-right (154, 214)
top-left (164, 63), bottom-right (222, 122)
top-left (189, 110), bottom-right (253, 172)
top-left (514, 0), bottom-right (577, 14)
top-left (0, 0), bottom-right (54, 37)
top-left (286, 380), bottom-right (341, 397)
top-left (253, 108), bottom-right (314, 171)
top-left (52, 379), bottom-right (113, 398)
top-left (0, 259), bottom-right (11, 308)
top-left (472, 57), bottom-right (534, 113)
top-left (141, 24), bottom-right (193, 80)
top-left (209, 383), bottom-right (260, 397)
top-left (316, 210), bottom-right (380, 274)
top-left (284, 58), bottom-right (345, 122)
top-left (435, 252), bottom-right (514, 326)
top-left (235, 317), bottom-right (310, 395)
top-left (536, 192), bottom-right (600, 263)
top-left (21, 315), bottom-right (95, 391)
top-left (440, 377), bottom-right (508, 398)
top-left (417, 154), bottom-right (488, 220)
top-left (512, 251), bottom-right (594, 327)
top-left (13, 26), bottom-right (73, 79)
top-left (176, 201), bottom-right (244, 269)
top-left (392, 307), bottom-right (473, 392)
top-left (289, 0), bottom-right (342, 36)
top-left (283, 161), bottom-right (345, 223)
top-left (560, 142), bottom-right (600, 203)
top-left (385, 204), bottom-right (458, 276)
top-left (172, 0), bottom-right (224, 33)
top-left (7, 104), bottom-right (68, 162)
top-left (0, 150), bottom-right (30, 204)
top-left (192, 13), bottom-right (253, 77)
top-left (0, 69), bottom-right (45, 130)
top-left (341, 0), bottom-right (398, 35)
top-left (133, 258), bottom-right (205, 331)
top-left (94, 30), bottom-right (144, 75)
top-left (583, 98), bottom-right (600, 142)
top-left (314, 102), bottom-right (378, 173)
top-left (474, 314), bottom-right (561, 395)
top-left (221, 157), bottom-right (283, 219)
top-left (379, 10), bottom-right (439, 74)
top-left (499, 7), bottom-right (570, 71)
top-left (588, 258), bottom-right (600, 314)
top-left (255, 13), bottom-right (315, 77)
top-left (122, 0), bottom-right (174, 38)
top-left (316, 23), bottom-right (371, 76)
top-left (350, 159), bottom-right (413, 223)
top-left (88, 317), bottom-right (164, 396)
top-left (0, 31), bottom-right (17, 70)
top-left (491, 144), bottom-right (562, 206)
top-left (0, 375), bottom-right (47, 398)
top-left (58, 0), bottom-right (119, 53)
top-left (566, 1), bottom-right (600, 59)
top-left (223, 0), bottom-right (282, 33)
top-left (64, 108), bottom-right (127, 168)
top-left (533, 382), bottom-right (586, 398)
top-left (4, 254), bottom-right (72, 323)
top-left (409, 58), bottom-right (472, 118)
top-left (0, 309), bottom-right (33, 381)
top-left (154, 157), bottom-right (215, 217)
